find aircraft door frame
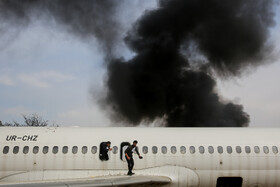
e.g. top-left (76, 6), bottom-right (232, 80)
top-left (120, 142), bottom-right (131, 161)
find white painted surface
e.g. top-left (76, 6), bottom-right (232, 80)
top-left (0, 127), bottom-right (280, 186)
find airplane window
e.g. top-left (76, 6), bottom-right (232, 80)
top-left (189, 146), bottom-right (195, 154)
top-left (180, 146), bottom-right (186, 154)
top-left (91, 146), bottom-right (97, 154)
top-left (217, 146), bottom-right (223, 154)
top-left (199, 146), bottom-right (205, 154)
top-left (236, 146), bottom-right (242, 154)
top-left (13, 146), bottom-right (19, 154)
top-left (245, 146), bottom-right (251, 153)
top-left (208, 146), bottom-right (214, 154)
top-left (263, 146), bottom-right (269, 154)
top-left (82, 146), bottom-right (88, 154)
top-left (43, 146), bottom-right (49, 154)
top-left (272, 146), bottom-right (278, 154)
top-left (72, 146), bottom-right (78, 154)
top-left (254, 146), bottom-right (260, 153)
top-left (161, 146), bottom-right (167, 154)
top-left (142, 146), bottom-right (148, 154)
top-left (23, 146), bottom-right (29, 154)
top-left (152, 146), bottom-right (158, 154)
top-left (62, 146), bottom-right (68, 154)
top-left (227, 146), bottom-right (232, 154)
top-left (112, 146), bottom-right (118, 154)
top-left (171, 146), bottom-right (177, 154)
top-left (33, 146), bottom-right (39, 154)
top-left (3, 146), bottom-right (9, 154)
top-left (53, 146), bottom-right (58, 154)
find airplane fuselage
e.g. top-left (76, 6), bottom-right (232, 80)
top-left (0, 127), bottom-right (279, 187)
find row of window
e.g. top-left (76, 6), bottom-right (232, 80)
top-left (144, 145), bottom-right (278, 155)
top-left (2, 145), bottom-right (279, 155)
top-left (3, 146), bottom-right (102, 155)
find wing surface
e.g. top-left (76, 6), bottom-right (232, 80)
top-left (0, 175), bottom-right (171, 187)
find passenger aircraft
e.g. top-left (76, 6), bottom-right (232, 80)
top-left (0, 127), bottom-right (280, 187)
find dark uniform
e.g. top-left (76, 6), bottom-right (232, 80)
top-left (125, 145), bottom-right (140, 175)
top-left (100, 142), bottom-right (110, 160)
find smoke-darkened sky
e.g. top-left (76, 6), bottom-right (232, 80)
top-left (0, 0), bottom-right (279, 127)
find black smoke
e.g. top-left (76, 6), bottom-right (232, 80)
top-left (0, 0), bottom-right (277, 127)
top-left (0, 0), bottom-right (120, 57)
top-left (104, 0), bottom-right (277, 127)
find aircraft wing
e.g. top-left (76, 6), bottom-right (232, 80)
top-left (0, 175), bottom-right (171, 187)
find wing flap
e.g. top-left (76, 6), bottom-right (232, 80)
top-left (0, 175), bottom-right (171, 187)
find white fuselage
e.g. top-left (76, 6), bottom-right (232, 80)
top-left (0, 127), bottom-right (280, 187)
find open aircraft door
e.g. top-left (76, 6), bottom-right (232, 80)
top-left (120, 142), bottom-right (130, 161)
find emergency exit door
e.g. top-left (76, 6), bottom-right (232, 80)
top-left (120, 142), bottom-right (130, 161)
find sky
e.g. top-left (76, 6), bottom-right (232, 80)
top-left (0, 1), bottom-right (279, 127)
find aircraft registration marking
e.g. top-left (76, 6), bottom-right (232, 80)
top-left (6, 135), bottom-right (38, 141)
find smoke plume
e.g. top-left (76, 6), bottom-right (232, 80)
top-left (104, 0), bottom-right (277, 127)
top-left (0, 0), bottom-right (120, 57)
top-left (0, 0), bottom-right (277, 127)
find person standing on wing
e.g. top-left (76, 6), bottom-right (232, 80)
top-left (125, 140), bottom-right (143, 176)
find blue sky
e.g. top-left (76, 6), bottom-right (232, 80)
top-left (0, 0), bottom-right (157, 126)
top-left (0, 1), bottom-right (279, 127)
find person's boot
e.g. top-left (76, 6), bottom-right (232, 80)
top-left (127, 172), bottom-right (132, 176)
